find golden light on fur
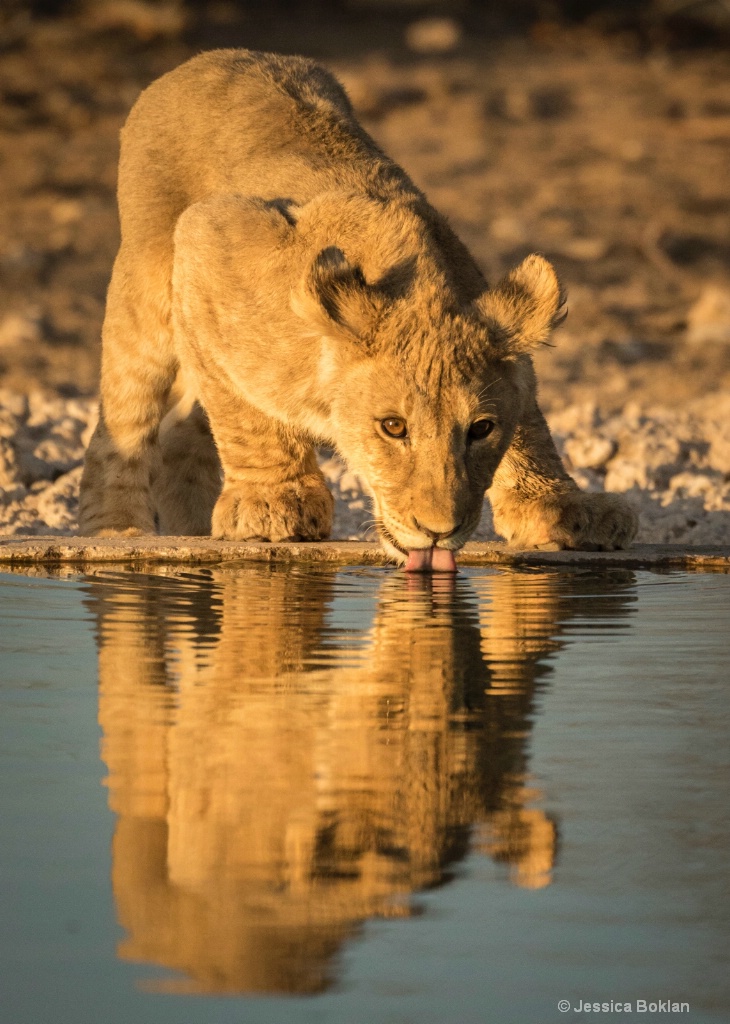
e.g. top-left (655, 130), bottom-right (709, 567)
top-left (473, 254), bottom-right (567, 352)
top-left (79, 49), bottom-right (637, 559)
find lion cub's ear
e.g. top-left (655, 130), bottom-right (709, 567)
top-left (473, 254), bottom-right (566, 352)
top-left (293, 246), bottom-right (385, 341)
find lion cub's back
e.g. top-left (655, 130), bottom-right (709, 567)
top-left (152, 48), bottom-right (355, 119)
top-left (117, 50), bottom-right (365, 243)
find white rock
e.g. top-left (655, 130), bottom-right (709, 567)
top-left (0, 312), bottom-right (43, 350)
top-left (318, 453), bottom-right (346, 486)
top-left (339, 470), bottom-right (363, 495)
top-left (32, 435), bottom-right (85, 472)
top-left (405, 17), bottom-right (462, 54)
top-left (0, 410), bottom-right (19, 440)
top-left (604, 458), bottom-right (648, 493)
top-left (28, 392), bottom-right (73, 428)
top-left (489, 216), bottom-right (527, 244)
top-left (81, 419), bottom-right (97, 450)
top-left (668, 471), bottom-right (722, 499)
top-left (609, 429), bottom-right (685, 489)
top-left (708, 434), bottom-right (730, 476)
top-left (558, 238), bottom-right (608, 261)
top-left (547, 401), bottom-right (600, 436)
top-left (686, 285), bottom-right (730, 345)
top-left (0, 389), bottom-right (29, 420)
top-left (33, 467), bottom-right (83, 532)
top-left (51, 199), bottom-right (84, 225)
top-left (81, 0), bottom-right (187, 40)
top-left (564, 435), bottom-right (615, 470)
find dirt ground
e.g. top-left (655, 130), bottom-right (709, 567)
top-left (1, 3), bottom-right (729, 413)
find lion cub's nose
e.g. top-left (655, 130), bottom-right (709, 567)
top-left (414, 518), bottom-right (462, 542)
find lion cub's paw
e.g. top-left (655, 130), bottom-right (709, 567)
top-left (211, 475), bottom-right (334, 542)
top-left (498, 490), bottom-right (639, 551)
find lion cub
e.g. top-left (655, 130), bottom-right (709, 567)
top-left (79, 49), bottom-right (637, 566)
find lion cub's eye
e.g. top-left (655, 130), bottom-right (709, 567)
top-left (381, 417), bottom-right (408, 439)
top-left (468, 418), bottom-right (495, 441)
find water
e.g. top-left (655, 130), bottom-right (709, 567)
top-left (0, 564), bottom-right (728, 1024)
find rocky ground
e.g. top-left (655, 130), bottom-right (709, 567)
top-left (1, 3), bottom-right (729, 544)
top-left (2, 389), bottom-right (729, 544)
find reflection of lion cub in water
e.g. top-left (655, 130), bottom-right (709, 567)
top-left (79, 49), bottom-right (637, 565)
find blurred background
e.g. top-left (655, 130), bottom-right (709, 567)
top-left (1, 0), bottom-right (729, 412)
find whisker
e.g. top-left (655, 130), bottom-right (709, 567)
top-left (475, 378), bottom-right (502, 401)
top-left (355, 512), bottom-right (385, 537)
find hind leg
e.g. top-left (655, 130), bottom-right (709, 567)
top-left (154, 396), bottom-right (222, 536)
top-left (79, 249), bottom-right (177, 536)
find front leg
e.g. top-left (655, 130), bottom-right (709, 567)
top-left (488, 395), bottom-right (638, 551)
top-left (169, 195), bottom-right (334, 542)
top-left (201, 387), bottom-right (333, 542)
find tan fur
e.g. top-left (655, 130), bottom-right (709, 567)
top-left (79, 49), bottom-right (637, 556)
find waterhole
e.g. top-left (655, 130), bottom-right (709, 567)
top-left (1, 565), bottom-right (728, 1023)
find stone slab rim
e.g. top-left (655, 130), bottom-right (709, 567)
top-left (0, 536), bottom-right (728, 571)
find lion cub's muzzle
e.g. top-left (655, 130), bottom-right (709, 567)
top-left (412, 517), bottom-right (463, 543)
top-left (378, 504), bottom-right (479, 573)
top-left (402, 517), bottom-right (461, 573)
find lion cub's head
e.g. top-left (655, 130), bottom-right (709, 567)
top-left (296, 244), bottom-right (565, 573)
top-left (294, 214), bottom-right (564, 568)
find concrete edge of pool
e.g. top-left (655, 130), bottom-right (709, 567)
top-left (0, 536), bottom-right (729, 571)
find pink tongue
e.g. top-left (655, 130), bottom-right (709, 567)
top-left (404, 548), bottom-right (457, 573)
top-left (432, 547), bottom-right (457, 573)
